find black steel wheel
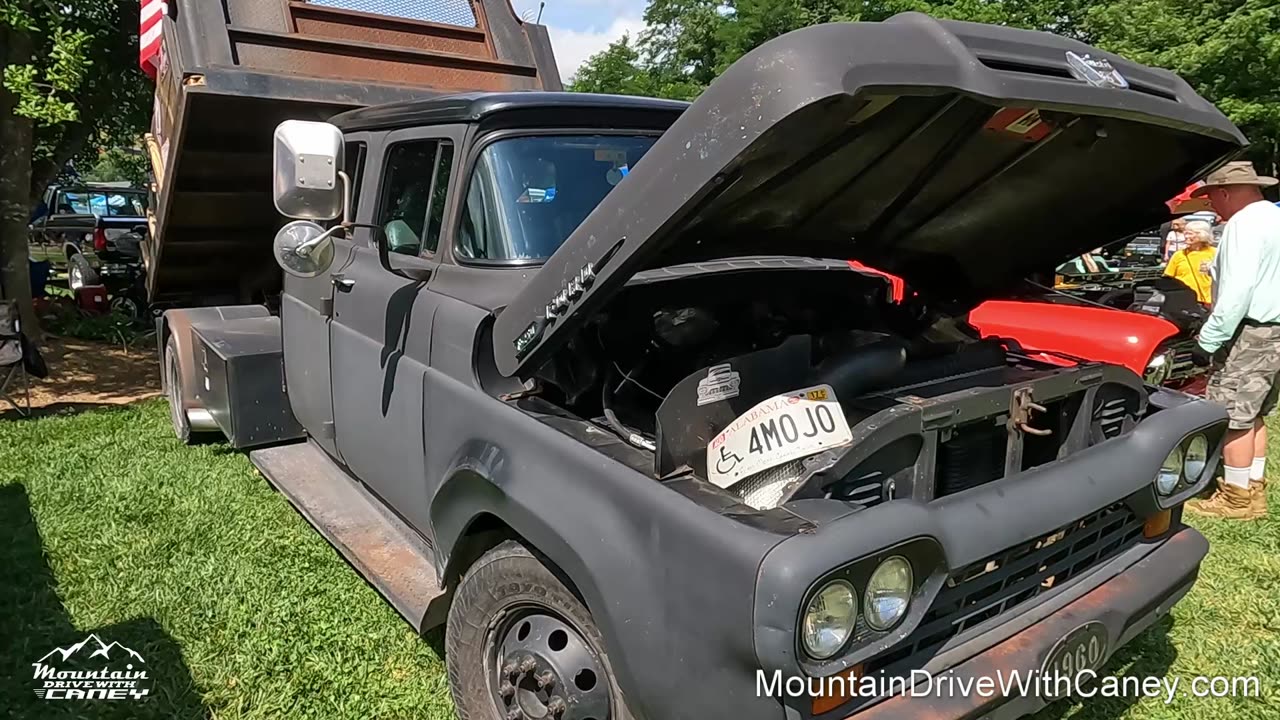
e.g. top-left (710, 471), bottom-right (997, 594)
top-left (447, 541), bottom-right (631, 720)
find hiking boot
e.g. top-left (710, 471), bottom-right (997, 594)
top-left (1252, 476), bottom-right (1268, 515)
top-left (1185, 481), bottom-right (1263, 520)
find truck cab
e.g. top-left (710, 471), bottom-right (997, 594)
top-left (160, 13), bottom-right (1242, 720)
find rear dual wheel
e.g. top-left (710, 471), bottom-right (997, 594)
top-left (447, 542), bottom-right (630, 720)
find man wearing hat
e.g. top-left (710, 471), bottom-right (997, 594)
top-left (1187, 161), bottom-right (1280, 519)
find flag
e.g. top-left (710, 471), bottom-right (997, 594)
top-left (139, 0), bottom-right (168, 80)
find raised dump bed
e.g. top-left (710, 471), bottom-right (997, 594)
top-left (143, 0), bottom-right (560, 306)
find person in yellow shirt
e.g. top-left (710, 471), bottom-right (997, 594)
top-left (1163, 220), bottom-right (1216, 304)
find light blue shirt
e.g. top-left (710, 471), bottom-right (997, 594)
top-left (1198, 200), bottom-right (1280, 352)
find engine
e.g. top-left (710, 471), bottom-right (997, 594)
top-left (530, 263), bottom-right (1145, 513)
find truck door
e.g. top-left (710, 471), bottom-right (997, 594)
top-left (328, 127), bottom-right (461, 527)
top-left (280, 137), bottom-right (370, 459)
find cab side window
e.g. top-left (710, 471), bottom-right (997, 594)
top-left (377, 140), bottom-right (454, 257)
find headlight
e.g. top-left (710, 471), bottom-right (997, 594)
top-left (864, 557), bottom-right (913, 631)
top-left (1156, 446), bottom-right (1184, 495)
top-left (1184, 434), bottom-right (1209, 480)
top-left (802, 580), bottom-right (857, 659)
top-left (1144, 352), bottom-right (1172, 385)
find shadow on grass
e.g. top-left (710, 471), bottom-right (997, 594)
top-left (1032, 614), bottom-right (1178, 720)
top-left (0, 485), bottom-right (210, 719)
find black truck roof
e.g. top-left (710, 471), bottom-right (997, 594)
top-left (330, 92), bottom-right (691, 132)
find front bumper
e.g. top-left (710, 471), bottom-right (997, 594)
top-left (844, 526), bottom-right (1207, 719)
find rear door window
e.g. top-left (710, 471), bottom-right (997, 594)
top-left (377, 140), bottom-right (455, 258)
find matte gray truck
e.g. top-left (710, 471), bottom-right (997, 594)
top-left (159, 13), bottom-right (1243, 720)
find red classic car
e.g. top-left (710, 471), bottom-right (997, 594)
top-left (849, 261), bottom-right (1209, 392)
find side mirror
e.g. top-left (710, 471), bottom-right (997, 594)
top-left (273, 220), bottom-right (336, 278)
top-left (273, 120), bottom-right (345, 221)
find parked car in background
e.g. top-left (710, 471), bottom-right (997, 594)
top-left (28, 183), bottom-right (148, 287)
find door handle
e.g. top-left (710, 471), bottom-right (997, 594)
top-left (331, 274), bottom-right (356, 291)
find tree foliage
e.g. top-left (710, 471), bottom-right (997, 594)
top-left (570, 0), bottom-right (1280, 169)
top-left (1, 0), bottom-right (151, 339)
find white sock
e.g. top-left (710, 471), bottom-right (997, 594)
top-left (1224, 466), bottom-right (1252, 490)
top-left (1252, 457), bottom-right (1267, 481)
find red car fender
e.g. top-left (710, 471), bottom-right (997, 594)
top-left (969, 300), bottom-right (1180, 375)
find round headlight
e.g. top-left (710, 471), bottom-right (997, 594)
top-left (1156, 446), bottom-right (1184, 495)
top-left (1144, 353), bottom-right (1172, 386)
top-left (802, 580), bottom-right (857, 659)
top-left (864, 557), bottom-right (913, 631)
top-left (1184, 435), bottom-right (1209, 481)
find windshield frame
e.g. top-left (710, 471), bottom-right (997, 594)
top-left (450, 128), bottom-right (665, 269)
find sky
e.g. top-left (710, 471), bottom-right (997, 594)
top-left (508, 0), bottom-right (649, 84)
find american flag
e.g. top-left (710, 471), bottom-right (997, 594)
top-left (139, 0), bottom-right (168, 79)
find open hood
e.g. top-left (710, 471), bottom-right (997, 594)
top-left (494, 12), bottom-right (1244, 378)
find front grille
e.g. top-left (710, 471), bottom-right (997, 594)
top-left (1167, 340), bottom-right (1202, 381)
top-left (868, 504), bottom-right (1145, 677)
top-left (1091, 384), bottom-right (1140, 443)
top-left (1094, 396), bottom-right (1129, 440)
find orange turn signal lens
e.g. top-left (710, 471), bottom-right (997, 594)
top-left (1143, 509), bottom-right (1172, 538)
top-left (811, 664), bottom-right (863, 716)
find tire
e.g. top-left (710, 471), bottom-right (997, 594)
top-left (110, 295), bottom-right (145, 325)
top-left (165, 337), bottom-right (192, 444)
top-left (447, 541), bottom-right (633, 720)
top-left (67, 252), bottom-right (99, 291)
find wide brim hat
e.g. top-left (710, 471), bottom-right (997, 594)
top-left (1191, 161), bottom-right (1279, 196)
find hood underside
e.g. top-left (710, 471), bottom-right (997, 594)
top-left (494, 12), bottom-right (1245, 378)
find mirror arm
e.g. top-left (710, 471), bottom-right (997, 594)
top-left (338, 170), bottom-right (352, 226)
top-left (295, 170), bottom-right (354, 258)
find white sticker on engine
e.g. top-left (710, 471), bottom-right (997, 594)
top-left (706, 384), bottom-right (853, 489)
top-left (696, 363), bottom-right (741, 406)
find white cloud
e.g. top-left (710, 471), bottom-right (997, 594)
top-left (545, 16), bottom-right (647, 84)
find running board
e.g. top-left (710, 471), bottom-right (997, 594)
top-left (250, 441), bottom-right (447, 632)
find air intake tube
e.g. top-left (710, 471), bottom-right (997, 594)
top-left (812, 339), bottom-right (909, 398)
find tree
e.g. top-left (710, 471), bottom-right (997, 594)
top-left (1, 0), bottom-right (150, 340)
top-left (568, 34), bottom-right (702, 99)
top-left (570, 0), bottom-right (1280, 177)
top-left (1083, 0), bottom-right (1280, 174)
top-left (81, 146), bottom-right (150, 187)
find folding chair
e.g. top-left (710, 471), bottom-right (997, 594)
top-left (0, 301), bottom-right (30, 417)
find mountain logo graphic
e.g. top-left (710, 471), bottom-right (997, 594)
top-left (36, 634), bottom-right (146, 664)
top-left (31, 635), bottom-right (152, 702)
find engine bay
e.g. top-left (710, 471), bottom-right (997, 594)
top-left (523, 262), bottom-right (1146, 512)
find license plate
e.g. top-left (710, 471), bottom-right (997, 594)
top-left (706, 384), bottom-right (852, 489)
top-left (1041, 621), bottom-right (1108, 695)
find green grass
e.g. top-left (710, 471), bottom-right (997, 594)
top-left (0, 401), bottom-right (1277, 719)
top-left (0, 401), bottom-right (452, 719)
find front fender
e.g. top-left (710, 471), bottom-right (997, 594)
top-left (422, 372), bottom-right (784, 720)
top-left (970, 300), bottom-right (1178, 375)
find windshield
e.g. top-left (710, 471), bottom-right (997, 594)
top-left (57, 191), bottom-right (147, 217)
top-left (457, 135), bottom-right (656, 262)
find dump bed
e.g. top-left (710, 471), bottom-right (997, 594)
top-left (144, 0), bottom-right (560, 305)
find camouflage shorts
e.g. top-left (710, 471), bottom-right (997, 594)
top-left (1207, 324), bottom-right (1280, 430)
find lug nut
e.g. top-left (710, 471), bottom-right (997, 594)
top-left (519, 656), bottom-right (538, 673)
top-left (536, 670), bottom-right (555, 689)
top-left (506, 709), bottom-right (524, 720)
top-left (499, 681), bottom-right (515, 698)
top-left (547, 696), bottom-right (567, 716)
top-left (502, 661), bottom-right (519, 678)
